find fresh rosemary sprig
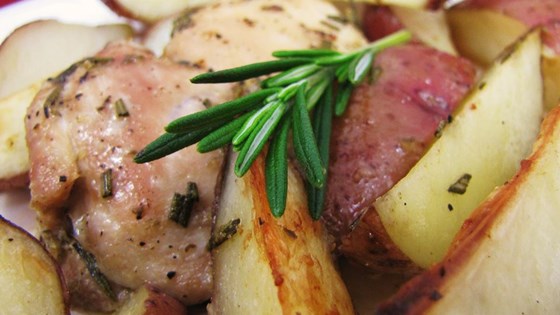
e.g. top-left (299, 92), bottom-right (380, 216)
top-left (135, 30), bottom-right (412, 219)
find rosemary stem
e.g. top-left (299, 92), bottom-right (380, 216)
top-left (361, 29), bottom-right (412, 54)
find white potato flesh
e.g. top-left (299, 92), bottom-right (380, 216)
top-left (542, 50), bottom-right (560, 111)
top-left (0, 20), bottom-right (132, 99)
top-left (374, 30), bottom-right (543, 268)
top-left (447, 8), bottom-right (560, 111)
top-left (211, 154), bottom-right (354, 315)
top-left (392, 6), bottom-right (457, 55)
top-left (447, 9), bottom-right (527, 67)
top-left (0, 216), bottom-right (68, 315)
top-left (103, 0), bottom-right (219, 23)
top-left (141, 16), bottom-right (174, 56)
top-left (0, 83), bottom-right (40, 186)
top-left (378, 105), bottom-right (560, 315)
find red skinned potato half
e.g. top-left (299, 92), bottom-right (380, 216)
top-left (377, 100), bottom-right (560, 315)
top-left (0, 20), bottom-right (132, 99)
top-left (0, 215), bottom-right (70, 315)
top-left (370, 30), bottom-right (543, 269)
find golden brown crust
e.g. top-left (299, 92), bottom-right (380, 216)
top-left (247, 157), bottom-right (354, 314)
top-left (340, 207), bottom-right (422, 275)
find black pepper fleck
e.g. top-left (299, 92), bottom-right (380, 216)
top-left (429, 290), bottom-right (443, 301)
top-left (166, 271), bottom-right (176, 279)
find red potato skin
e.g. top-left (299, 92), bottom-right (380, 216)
top-left (142, 285), bottom-right (188, 315)
top-left (362, 6), bottom-right (404, 42)
top-left (0, 0), bottom-right (20, 8)
top-left (458, 0), bottom-right (560, 53)
top-left (0, 215), bottom-right (71, 315)
top-left (0, 172), bottom-right (28, 190)
top-left (100, 0), bottom-right (138, 22)
top-left (322, 43), bottom-right (477, 272)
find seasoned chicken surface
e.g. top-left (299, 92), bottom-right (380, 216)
top-left (25, 0), bottom-right (368, 311)
top-left (164, 0), bottom-right (366, 66)
top-left (26, 41), bottom-right (231, 310)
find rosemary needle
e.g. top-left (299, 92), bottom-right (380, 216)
top-left (191, 58), bottom-right (312, 83)
top-left (292, 84), bottom-right (325, 188)
top-left (166, 88), bottom-right (280, 133)
top-left (266, 114), bottom-right (291, 217)
top-left (136, 29), bottom-right (412, 219)
top-left (272, 48), bottom-right (340, 59)
top-left (308, 83), bottom-right (333, 220)
top-left (197, 110), bottom-right (255, 153)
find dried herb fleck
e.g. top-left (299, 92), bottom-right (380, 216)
top-left (51, 57), bottom-right (113, 84)
top-left (72, 241), bottom-right (116, 300)
top-left (448, 173), bottom-right (472, 195)
top-left (114, 99), bottom-right (129, 117)
top-left (43, 86), bottom-right (62, 118)
top-left (168, 182), bottom-right (199, 227)
top-left (100, 169), bottom-right (113, 198)
top-left (207, 218), bottom-right (241, 250)
top-left (172, 12), bottom-right (195, 36)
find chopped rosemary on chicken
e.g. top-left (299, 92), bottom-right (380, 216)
top-left (135, 30), bottom-right (412, 219)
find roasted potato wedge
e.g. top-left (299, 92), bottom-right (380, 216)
top-left (542, 48), bottom-right (560, 111)
top-left (0, 20), bottom-right (132, 99)
top-left (447, 9), bottom-right (527, 67)
top-left (373, 30), bottom-right (543, 268)
top-left (210, 153), bottom-right (354, 314)
top-left (376, 104), bottom-right (560, 315)
top-left (115, 285), bottom-right (187, 315)
top-left (392, 6), bottom-right (456, 54)
top-left (447, 6), bottom-right (560, 110)
top-left (141, 16), bottom-right (174, 56)
top-left (0, 215), bottom-right (69, 314)
top-left (0, 83), bottom-right (40, 190)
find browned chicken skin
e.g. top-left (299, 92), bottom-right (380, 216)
top-left (26, 41), bottom-right (230, 310)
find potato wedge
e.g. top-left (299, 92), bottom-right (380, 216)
top-left (447, 9), bottom-right (527, 67)
top-left (0, 83), bottom-right (40, 190)
top-left (392, 6), bottom-right (456, 55)
top-left (210, 153), bottom-right (354, 314)
top-left (447, 7), bottom-right (560, 110)
top-left (373, 30), bottom-right (543, 268)
top-left (0, 215), bottom-right (69, 314)
top-left (102, 0), bottom-right (218, 23)
top-left (115, 285), bottom-right (187, 315)
top-left (542, 49), bottom-right (560, 112)
top-left (0, 20), bottom-right (132, 99)
top-left (141, 16), bottom-right (174, 57)
top-left (376, 104), bottom-right (560, 315)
